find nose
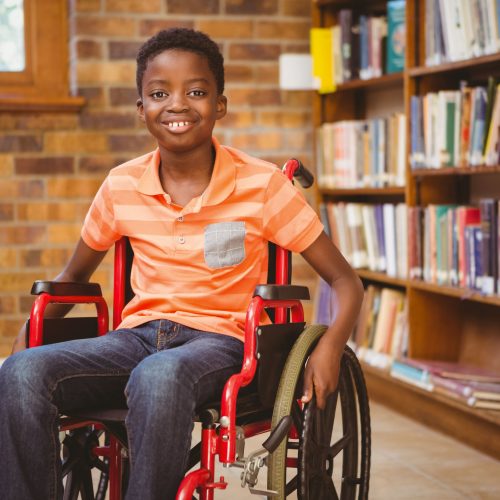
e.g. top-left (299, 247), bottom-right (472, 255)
top-left (167, 92), bottom-right (189, 113)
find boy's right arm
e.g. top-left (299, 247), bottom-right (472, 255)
top-left (11, 238), bottom-right (108, 355)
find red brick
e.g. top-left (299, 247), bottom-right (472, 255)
top-left (20, 296), bottom-right (34, 314)
top-left (106, 0), bottom-right (162, 12)
top-left (167, 0), bottom-right (219, 14)
top-left (139, 19), bottom-right (195, 37)
top-left (44, 132), bottom-right (108, 154)
top-left (0, 226), bottom-right (46, 245)
top-left (0, 135), bottom-right (42, 152)
top-left (0, 113), bottom-right (79, 131)
top-left (229, 43), bottom-right (280, 61)
top-left (80, 111), bottom-right (136, 129)
top-left (283, 1), bottom-right (311, 17)
top-left (281, 90), bottom-right (314, 107)
top-left (196, 20), bottom-right (253, 38)
top-left (78, 87), bottom-right (106, 108)
top-left (0, 272), bottom-right (45, 292)
top-left (108, 134), bottom-right (155, 153)
top-left (47, 178), bottom-right (103, 198)
top-left (219, 111), bottom-right (254, 128)
top-left (0, 296), bottom-right (17, 315)
top-left (109, 41), bottom-right (143, 60)
top-left (0, 155), bottom-right (13, 176)
top-left (77, 40), bottom-right (103, 59)
top-left (109, 87), bottom-right (139, 106)
top-left (226, 0), bottom-right (278, 14)
top-left (19, 248), bottom-right (73, 268)
top-left (0, 249), bottom-right (17, 269)
top-left (256, 20), bottom-right (310, 40)
top-left (75, 0), bottom-right (101, 12)
top-left (17, 202), bottom-right (84, 222)
top-left (48, 224), bottom-right (83, 244)
top-left (76, 16), bottom-right (137, 37)
top-left (0, 203), bottom-right (14, 221)
top-left (15, 157), bottom-right (74, 175)
top-left (77, 61), bottom-right (136, 85)
top-left (284, 42), bottom-right (310, 53)
top-left (231, 131), bottom-right (283, 151)
top-left (79, 156), bottom-right (128, 173)
top-left (0, 180), bottom-right (44, 199)
top-left (226, 88), bottom-right (281, 106)
top-left (258, 110), bottom-right (311, 128)
top-left (225, 64), bottom-right (254, 84)
top-left (254, 63), bottom-right (279, 84)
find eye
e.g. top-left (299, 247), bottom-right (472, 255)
top-left (151, 91), bottom-right (167, 100)
top-left (188, 89), bottom-right (207, 97)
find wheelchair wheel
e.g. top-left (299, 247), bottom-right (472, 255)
top-left (61, 427), bottom-right (110, 500)
top-left (267, 326), bottom-right (370, 500)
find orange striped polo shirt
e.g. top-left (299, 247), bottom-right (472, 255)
top-left (81, 137), bottom-right (323, 340)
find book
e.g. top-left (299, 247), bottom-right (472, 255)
top-left (386, 0), bottom-right (406, 74)
top-left (431, 374), bottom-right (500, 401)
top-left (390, 359), bottom-right (434, 390)
top-left (310, 27), bottom-right (336, 94)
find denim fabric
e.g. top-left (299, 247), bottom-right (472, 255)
top-left (0, 320), bottom-right (244, 500)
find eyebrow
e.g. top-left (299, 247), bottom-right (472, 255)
top-left (145, 78), bottom-right (211, 87)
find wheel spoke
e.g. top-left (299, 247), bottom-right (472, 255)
top-left (291, 399), bottom-right (303, 435)
top-left (285, 474), bottom-right (298, 496)
top-left (80, 467), bottom-right (96, 500)
top-left (329, 433), bottom-right (351, 458)
top-left (63, 470), bottom-right (82, 500)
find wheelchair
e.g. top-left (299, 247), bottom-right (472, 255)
top-left (26, 159), bottom-right (371, 499)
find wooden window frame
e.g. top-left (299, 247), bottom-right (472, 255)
top-left (0, 0), bottom-right (84, 112)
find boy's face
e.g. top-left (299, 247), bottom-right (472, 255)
top-left (137, 49), bottom-right (227, 155)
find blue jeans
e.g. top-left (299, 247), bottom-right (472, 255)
top-left (0, 320), bottom-right (244, 500)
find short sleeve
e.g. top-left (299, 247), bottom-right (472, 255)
top-left (81, 176), bottom-right (121, 251)
top-left (262, 170), bottom-right (324, 253)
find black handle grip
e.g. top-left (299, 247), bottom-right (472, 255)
top-left (262, 415), bottom-right (293, 453)
top-left (293, 159), bottom-right (314, 189)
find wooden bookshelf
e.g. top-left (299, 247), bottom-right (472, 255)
top-left (312, 0), bottom-right (500, 457)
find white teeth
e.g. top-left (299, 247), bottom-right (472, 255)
top-left (168, 121), bottom-right (189, 128)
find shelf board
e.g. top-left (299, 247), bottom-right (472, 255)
top-left (334, 72), bottom-right (403, 92)
top-left (315, 0), bottom-right (387, 9)
top-left (409, 280), bottom-right (500, 306)
top-left (411, 165), bottom-right (500, 177)
top-left (357, 269), bottom-right (407, 288)
top-left (409, 52), bottom-right (500, 77)
top-left (319, 186), bottom-right (405, 196)
top-left (361, 362), bottom-right (500, 459)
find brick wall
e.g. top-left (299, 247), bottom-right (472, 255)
top-left (0, 0), bottom-right (316, 355)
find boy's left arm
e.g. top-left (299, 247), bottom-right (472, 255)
top-left (300, 231), bottom-right (364, 409)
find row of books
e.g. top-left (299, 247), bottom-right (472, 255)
top-left (425, 0), bottom-right (500, 67)
top-left (390, 357), bottom-right (500, 410)
top-left (321, 202), bottom-right (408, 278)
top-left (410, 78), bottom-right (500, 169)
top-left (317, 114), bottom-right (406, 189)
top-left (310, 1), bottom-right (405, 92)
top-left (409, 199), bottom-right (499, 295)
top-left (353, 285), bottom-right (408, 369)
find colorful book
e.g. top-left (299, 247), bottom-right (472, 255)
top-left (386, 0), bottom-right (406, 74)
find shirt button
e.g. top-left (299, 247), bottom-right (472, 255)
top-left (177, 216), bottom-right (184, 222)
top-left (179, 235), bottom-right (185, 244)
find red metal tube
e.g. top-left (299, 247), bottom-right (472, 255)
top-left (113, 237), bottom-right (127, 329)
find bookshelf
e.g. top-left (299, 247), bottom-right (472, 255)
top-left (312, 0), bottom-right (500, 458)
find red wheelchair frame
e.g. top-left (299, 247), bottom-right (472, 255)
top-left (27, 159), bottom-right (322, 499)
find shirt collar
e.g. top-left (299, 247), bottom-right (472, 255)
top-left (136, 137), bottom-right (236, 213)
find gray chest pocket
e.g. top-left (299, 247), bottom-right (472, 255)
top-left (204, 221), bottom-right (246, 269)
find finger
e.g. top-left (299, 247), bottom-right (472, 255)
top-left (315, 385), bottom-right (326, 410)
top-left (301, 366), bottom-right (313, 403)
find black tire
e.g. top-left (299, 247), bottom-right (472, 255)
top-left (267, 326), bottom-right (370, 500)
top-left (61, 427), bottom-right (110, 500)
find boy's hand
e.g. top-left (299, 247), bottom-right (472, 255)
top-left (301, 336), bottom-right (342, 409)
top-left (11, 326), bottom-right (27, 355)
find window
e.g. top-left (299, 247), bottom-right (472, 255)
top-left (0, 0), bottom-right (84, 111)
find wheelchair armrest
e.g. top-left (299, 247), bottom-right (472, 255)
top-left (253, 284), bottom-right (310, 301)
top-left (31, 280), bottom-right (102, 297)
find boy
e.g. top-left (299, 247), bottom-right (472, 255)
top-left (0, 28), bottom-right (363, 499)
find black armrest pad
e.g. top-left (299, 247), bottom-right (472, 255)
top-left (30, 281), bottom-right (102, 297)
top-left (253, 285), bottom-right (310, 301)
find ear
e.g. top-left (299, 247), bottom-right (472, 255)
top-left (136, 98), bottom-right (145, 123)
top-left (216, 95), bottom-right (227, 120)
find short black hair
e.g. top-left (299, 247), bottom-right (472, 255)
top-left (136, 28), bottom-right (225, 97)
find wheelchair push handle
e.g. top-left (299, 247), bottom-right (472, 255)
top-left (282, 158), bottom-right (314, 189)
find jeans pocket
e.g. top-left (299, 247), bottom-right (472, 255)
top-left (204, 221), bottom-right (246, 269)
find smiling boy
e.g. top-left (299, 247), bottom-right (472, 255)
top-left (0, 28), bottom-right (363, 499)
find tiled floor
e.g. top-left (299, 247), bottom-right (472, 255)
top-left (210, 401), bottom-right (500, 499)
